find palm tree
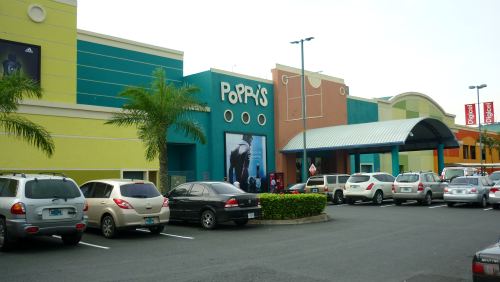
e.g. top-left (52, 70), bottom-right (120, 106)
top-left (0, 73), bottom-right (54, 156)
top-left (106, 68), bottom-right (207, 193)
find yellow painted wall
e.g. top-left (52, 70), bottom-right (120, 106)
top-left (0, 0), bottom-right (77, 103)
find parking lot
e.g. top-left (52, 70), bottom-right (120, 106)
top-left (2, 200), bottom-right (499, 282)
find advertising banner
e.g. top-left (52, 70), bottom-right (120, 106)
top-left (465, 104), bottom-right (476, 125)
top-left (0, 39), bottom-right (41, 82)
top-left (225, 132), bottom-right (267, 193)
top-left (483, 102), bottom-right (495, 124)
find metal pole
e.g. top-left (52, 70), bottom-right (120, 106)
top-left (477, 87), bottom-right (483, 175)
top-left (300, 39), bottom-right (308, 183)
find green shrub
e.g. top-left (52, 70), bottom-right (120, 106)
top-left (258, 193), bottom-right (327, 220)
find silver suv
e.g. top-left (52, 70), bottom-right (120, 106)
top-left (393, 172), bottom-right (445, 206)
top-left (0, 173), bottom-right (87, 251)
top-left (305, 174), bottom-right (350, 204)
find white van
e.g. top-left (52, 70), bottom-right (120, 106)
top-left (441, 167), bottom-right (477, 182)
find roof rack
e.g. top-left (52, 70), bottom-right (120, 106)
top-left (0, 172), bottom-right (27, 178)
top-left (38, 172), bottom-right (67, 178)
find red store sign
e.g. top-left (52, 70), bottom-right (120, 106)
top-left (465, 104), bottom-right (476, 125)
top-left (483, 102), bottom-right (495, 124)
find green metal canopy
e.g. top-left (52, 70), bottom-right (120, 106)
top-left (282, 117), bottom-right (459, 154)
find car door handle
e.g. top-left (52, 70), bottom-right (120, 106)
top-left (100, 201), bottom-right (106, 204)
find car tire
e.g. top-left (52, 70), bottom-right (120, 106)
top-left (333, 191), bottom-right (344, 205)
top-left (423, 193), bottom-right (432, 206)
top-left (447, 202), bottom-right (454, 207)
top-left (234, 219), bottom-right (249, 226)
top-left (347, 198), bottom-right (355, 205)
top-left (373, 191), bottom-right (383, 205)
top-left (149, 225), bottom-right (164, 234)
top-left (479, 196), bottom-right (487, 208)
top-left (101, 215), bottom-right (117, 239)
top-left (394, 199), bottom-right (403, 206)
top-left (0, 217), bottom-right (13, 252)
top-left (201, 210), bottom-right (217, 230)
top-left (61, 233), bottom-right (82, 246)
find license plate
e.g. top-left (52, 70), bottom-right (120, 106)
top-left (312, 188), bottom-right (318, 193)
top-left (144, 217), bottom-right (154, 225)
top-left (484, 264), bottom-right (500, 275)
top-left (248, 212), bottom-right (255, 219)
top-left (455, 189), bottom-right (465, 194)
top-left (350, 185), bottom-right (359, 189)
top-left (401, 187), bottom-right (412, 193)
top-left (49, 208), bottom-right (62, 216)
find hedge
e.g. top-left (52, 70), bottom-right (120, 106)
top-left (258, 193), bottom-right (327, 220)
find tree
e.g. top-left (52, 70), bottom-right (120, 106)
top-left (480, 130), bottom-right (500, 162)
top-left (0, 73), bottom-right (54, 156)
top-left (106, 68), bottom-right (207, 193)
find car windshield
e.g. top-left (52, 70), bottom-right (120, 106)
top-left (396, 174), bottom-right (419, 183)
top-left (348, 175), bottom-right (370, 183)
top-left (490, 172), bottom-right (500, 181)
top-left (289, 183), bottom-right (305, 190)
top-left (211, 182), bottom-right (245, 194)
top-left (25, 179), bottom-right (81, 199)
top-left (120, 183), bottom-right (160, 198)
top-left (444, 169), bottom-right (464, 180)
top-left (307, 178), bottom-right (324, 186)
top-left (450, 177), bottom-right (478, 186)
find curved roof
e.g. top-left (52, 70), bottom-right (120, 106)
top-left (282, 117), bottom-right (459, 154)
top-left (380, 92), bottom-right (455, 119)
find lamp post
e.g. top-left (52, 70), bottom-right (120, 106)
top-left (291, 37), bottom-right (314, 182)
top-left (469, 84), bottom-right (487, 175)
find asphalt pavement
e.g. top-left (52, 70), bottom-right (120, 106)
top-left (2, 200), bottom-right (499, 282)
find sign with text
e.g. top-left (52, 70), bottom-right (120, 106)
top-left (0, 39), bottom-right (41, 83)
top-left (483, 102), bottom-right (495, 124)
top-left (465, 104), bottom-right (476, 125)
top-left (220, 82), bottom-right (269, 107)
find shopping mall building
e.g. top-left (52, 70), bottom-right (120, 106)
top-left (1, 0), bottom-right (499, 190)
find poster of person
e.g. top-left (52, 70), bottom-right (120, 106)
top-left (0, 39), bottom-right (41, 82)
top-left (225, 132), bottom-right (267, 193)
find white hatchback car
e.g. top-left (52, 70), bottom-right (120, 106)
top-left (80, 179), bottom-right (169, 238)
top-left (344, 172), bottom-right (395, 205)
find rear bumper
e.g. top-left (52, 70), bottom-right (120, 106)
top-left (345, 190), bottom-right (374, 201)
top-left (6, 217), bottom-right (87, 238)
top-left (488, 195), bottom-right (500, 205)
top-left (444, 194), bottom-right (482, 203)
top-left (393, 192), bottom-right (425, 200)
top-left (216, 207), bottom-right (262, 223)
top-left (115, 208), bottom-right (170, 229)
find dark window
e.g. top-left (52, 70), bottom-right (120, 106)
top-left (120, 183), bottom-right (160, 198)
top-left (338, 176), bottom-right (349, 184)
top-left (93, 183), bottom-right (113, 198)
top-left (123, 171), bottom-right (144, 180)
top-left (470, 146), bottom-right (476, 159)
top-left (450, 177), bottom-right (478, 185)
top-left (25, 179), bottom-right (81, 199)
top-left (170, 184), bottom-right (190, 197)
top-left (384, 174), bottom-right (395, 182)
top-left (348, 175), bottom-right (370, 183)
top-left (0, 178), bottom-right (18, 197)
top-left (432, 173), bottom-right (440, 182)
top-left (373, 174), bottom-right (385, 182)
top-left (307, 177), bottom-right (324, 186)
top-left (210, 182), bottom-right (245, 194)
top-left (189, 184), bottom-right (205, 197)
top-left (463, 145), bottom-right (469, 159)
top-left (326, 176), bottom-right (336, 184)
top-left (80, 183), bottom-right (94, 198)
top-left (396, 174), bottom-right (419, 183)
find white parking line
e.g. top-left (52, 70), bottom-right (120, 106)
top-left (429, 204), bottom-right (447, 209)
top-left (52, 235), bottom-right (110, 249)
top-left (136, 229), bottom-right (194, 240)
top-left (484, 208), bottom-right (493, 211)
top-left (336, 204), bottom-right (348, 207)
top-left (380, 204), bottom-right (395, 208)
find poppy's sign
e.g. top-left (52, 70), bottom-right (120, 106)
top-left (220, 82), bottom-right (268, 107)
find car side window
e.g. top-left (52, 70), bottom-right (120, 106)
top-left (373, 174), bottom-right (386, 182)
top-left (384, 174), bottom-right (395, 183)
top-left (189, 184), bottom-right (204, 197)
top-left (171, 184), bottom-right (190, 197)
top-left (80, 183), bottom-right (94, 198)
top-left (93, 182), bottom-right (109, 198)
top-left (103, 185), bottom-right (113, 198)
top-left (338, 176), bottom-right (349, 184)
top-left (326, 176), bottom-right (336, 184)
top-left (0, 178), bottom-right (18, 197)
top-left (432, 173), bottom-right (440, 182)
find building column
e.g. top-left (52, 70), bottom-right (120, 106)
top-left (391, 146), bottom-right (400, 176)
top-left (437, 143), bottom-right (445, 175)
top-left (354, 153), bottom-right (361, 173)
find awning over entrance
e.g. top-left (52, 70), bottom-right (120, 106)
top-left (282, 117), bottom-right (459, 154)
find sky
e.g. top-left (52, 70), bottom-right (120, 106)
top-left (77, 0), bottom-right (500, 126)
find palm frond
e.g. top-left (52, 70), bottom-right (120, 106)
top-left (0, 114), bottom-right (54, 156)
top-left (175, 119), bottom-right (207, 144)
top-left (0, 73), bottom-right (42, 113)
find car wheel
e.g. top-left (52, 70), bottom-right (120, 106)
top-left (333, 191), bottom-right (344, 205)
top-left (0, 217), bottom-right (12, 252)
top-left (424, 193), bottom-right (432, 206)
top-left (493, 204), bottom-right (500, 210)
top-left (347, 198), bottom-right (355, 205)
top-left (61, 233), bottom-right (82, 246)
top-left (101, 215), bottom-right (117, 239)
top-left (480, 196), bottom-right (487, 208)
top-left (201, 210), bottom-right (217, 230)
top-left (148, 225), bottom-right (164, 234)
top-left (447, 202), bottom-right (454, 207)
top-left (234, 219), bottom-right (249, 226)
top-left (394, 199), bottom-right (403, 206)
top-left (373, 191), bottom-right (383, 205)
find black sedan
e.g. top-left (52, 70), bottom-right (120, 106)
top-left (473, 240), bottom-right (500, 281)
top-left (166, 181), bottom-right (261, 229)
top-left (285, 183), bottom-right (306, 194)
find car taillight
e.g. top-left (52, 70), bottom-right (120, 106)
top-left (324, 186), bottom-right (328, 192)
top-left (25, 226), bottom-right (39, 234)
top-left (10, 202), bottom-right (26, 215)
top-left (76, 223), bottom-right (86, 231)
top-left (113, 198), bottom-right (134, 209)
top-left (470, 187), bottom-right (478, 193)
top-left (292, 191), bottom-right (299, 194)
top-left (392, 184), bottom-right (396, 192)
top-left (162, 197), bottom-right (169, 208)
top-left (491, 187), bottom-right (500, 194)
top-left (417, 183), bottom-right (424, 192)
top-left (444, 187), bottom-right (449, 193)
top-left (472, 261), bottom-right (485, 274)
top-left (366, 183), bottom-right (374, 190)
top-left (224, 198), bottom-right (239, 208)
top-left (83, 200), bottom-right (88, 212)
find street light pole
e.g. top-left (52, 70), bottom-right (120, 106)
top-left (469, 84), bottom-right (487, 175)
top-left (291, 37), bottom-right (314, 182)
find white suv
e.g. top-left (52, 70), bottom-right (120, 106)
top-left (344, 172), bottom-right (395, 205)
top-left (0, 173), bottom-right (87, 251)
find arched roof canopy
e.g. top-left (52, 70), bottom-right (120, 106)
top-left (282, 117), bottom-right (459, 154)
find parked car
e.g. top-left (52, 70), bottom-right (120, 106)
top-left (0, 173), bottom-right (87, 251)
top-left (344, 172), bottom-right (395, 205)
top-left (79, 179), bottom-right (169, 238)
top-left (441, 167), bottom-right (477, 182)
top-left (488, 182), bottom-right (500, 210)
top-left (393, 171), bottom-right (446, 206)
top-left (472, 239), bottom-right (500, 281)
top-left (489, 171), bottom-right (500, 185)
top-left (443, 176), bottom-right (493, 208)
top-left (304, 174), bottom-right (350, 204)
top-left (285, 183), bottom-right (306, 194)
top-left (167, 181), bottom-right (261, 229)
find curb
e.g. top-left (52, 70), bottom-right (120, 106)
top-left (248, 213), bottom-right (330, 225)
